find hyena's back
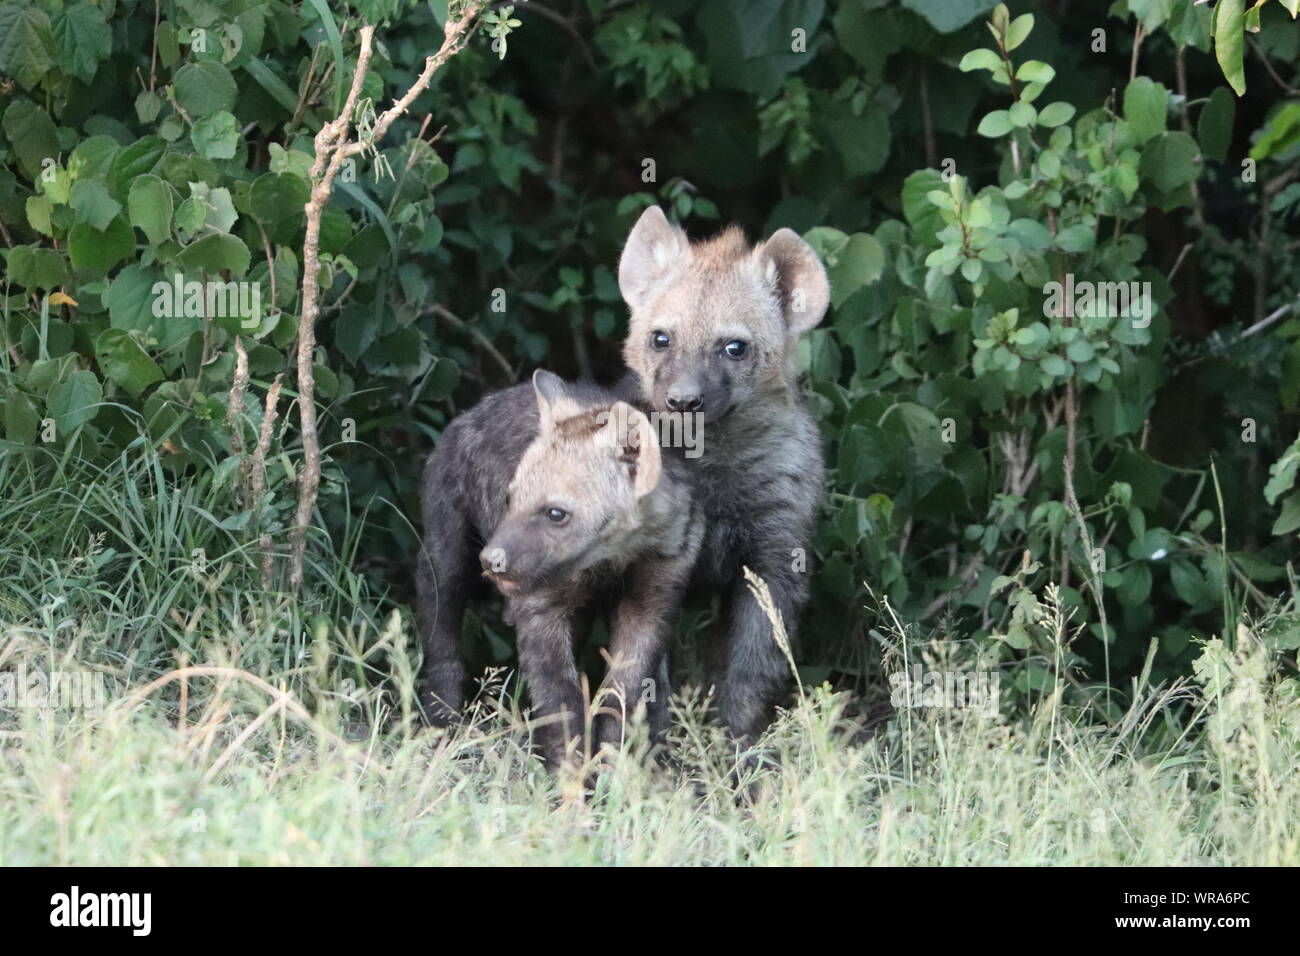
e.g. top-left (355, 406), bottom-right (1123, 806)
top-left (416, 386), bottom-right (532, 721)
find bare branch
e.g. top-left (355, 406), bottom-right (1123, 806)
top-left (288, 7), bottom-right (489, 594)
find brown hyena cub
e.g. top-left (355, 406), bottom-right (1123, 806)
top-left (416, 370), bottom-right (701, 770)
top-left (617, 206), bottom-right (830, 751)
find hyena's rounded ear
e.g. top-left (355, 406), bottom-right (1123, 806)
top-left (602, 402), bottom-right (662, 498)
top-left (756, 228), bottom-right (831, 337)
top-left (532, 369), bottom-right (565, 432)
top-left (618, 205), bottom-right (689, 310)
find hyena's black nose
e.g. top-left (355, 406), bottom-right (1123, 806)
top-left (666, 391), bottom-right (703, 412)
top-left (479, 545), bottom-right (506, 576)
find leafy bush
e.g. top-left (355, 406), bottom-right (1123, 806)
top-left (2, 0), bottom-right (1298, 704)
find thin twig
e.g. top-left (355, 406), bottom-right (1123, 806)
top-left (428, 303), bottom-right (516, 382)
top-left (1241, 300), bottom-right (1297, 338)
top-left (227, 337), bottom-right (249, 463)
top-left (288, 6), bottom-right (489, 594)
top-left (253, 375), bottom-right (284, 589)
top-left (1129, 23), bottom-right (1145, 83)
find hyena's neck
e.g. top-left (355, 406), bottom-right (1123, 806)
top-left (638, 467), bottom-right (695, 553)
top-left (715, 388), bottom-right (806, 450)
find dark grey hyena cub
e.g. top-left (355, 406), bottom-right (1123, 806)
top-left (416, 370), bottom-right (701, 769)
top-left (617, 206), bottom-right (830, 750)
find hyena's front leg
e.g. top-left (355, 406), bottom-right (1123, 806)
top-left (515, 606), bottom-right (586, 771)
top-left (717, 552), bottom-right (808, 749)
top-left (415, 500), bottom-right (470, 725)
top-left (595, 575), bottom-right (686, 753)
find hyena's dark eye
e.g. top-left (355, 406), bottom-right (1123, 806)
top-left (543, 507), bottom-right (569, 525)
top-left (650, 331), bottom-right (671, 351)
top-left (723, 339), bottom-right (749, 359)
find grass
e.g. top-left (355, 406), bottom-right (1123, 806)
top-left (1, 444), bottom-right (1297, 866)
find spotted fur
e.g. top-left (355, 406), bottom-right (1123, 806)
top-left (617, 206), bottom-right (829, 747)
top-left (416, 371), bottom-right (701, 769)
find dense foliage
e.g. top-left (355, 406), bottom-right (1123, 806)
top-left (3, 0), bottom-right (1299, 707)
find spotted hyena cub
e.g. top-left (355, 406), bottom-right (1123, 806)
top-left (416, 370), bottom-right (701, 769)
top-left (617, 206), bottom-right (830, 750)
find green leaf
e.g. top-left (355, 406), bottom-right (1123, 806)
top-left (1009, 101), bottom-right (1037, 128)
top-left (1139, 132), bottom-right (1201, 192)
top-left (1264, 438), bottom-right (1300, 504)
top-left (191, 111), bottom-right (239, 160)
top-left (1249, 102), bottom-right (1300, 161)
top-left (128, 175), bottom-right (174, 245)
top-left (697, 0), bottom-right (825, 99)
top-left (1170, 559), bottom-right (1208, 608)
top-left (1116, 562), bottom-right (1152, 607)
top-left (335, 302), bottom-right (382, 364)
top-left (69, 178), bottom-right (123, 231)
top-left (5, 245), bottom-right (68, 290)
top-left (901, 169), bottom-right (946, 246)
top-left (46, 369), bottom-right (102, 433)
top-left (336, 181), bottom-right (398, 264)
top-left (423, 356), bottom-right (461, 400)
top-left (174, 61), bottom-right (238, 117)
top-left (1035, 101), bottom-right (1075, 128)
top-left (52, 1), bottom-right (112, 85)
top-left (174, 197), bottom-right (206, 235)
top-left (156, 20), bottom-right (178, 68)
top-left (1040, 354), bottom-right (1069, 377)
top-left (366, 327), bottom-right (423, 369)
top-left (135, 91), bottom-right (163, 124)
top-left (827, 233), bottom-right (885, 307)
top-left (1015, 60), bottom-right (1054, 84)
top-left (94, 329), bottom-right (164, 398)
top-left (959, 48), bottom-right (1002, 72)
top-left (1128, 0), bottom-right (1175, 31)
top-left (250, 172), bottom-right (309, 222)
top-left (1055, 224), bottom-right (1094, 253)
top-left (1272, 493), bottom-right (1300, 536)
top-left (822, 101), bottom-right (891, 177)
top-left (901, 0), bottom-right (999, 33)
top-left (1007, 218), bottom-right (1051, 250)
top-left (103, 267), bottom-right (201, 352)
top-left (1066, 337), bottom-right (1095, 363)
top-left (25, 196), bottom-right (53, 237)
top-left (977, 109), bottom-right (1013, 137)
top-left (1197, 86), bottom-right (1236, 163)
top-left (3, 389), bottom-right (40, 444)
top-left (1213, 0), bottom-right (1246, 96)
top-left (0, 4), bottom-right (55, 90)
top-left (831, 0), bottom-right (902, 82)
top-left (108, 137), bottom-right (167, 198)
top-left (68, 136), bottom-right (120, 180)
top-left (104, 265), bottom-right (162, 333)
top-left (1123, 77), bottom-right (1169, 143)
top-left (68, 216), bottom-right (135, 274)
top-left (2, 100), bottom-right (59, 182)
top-left (1003, 13), bottom-right (1034, 50)
top-left (25, 355), bottom-right (78, 395)
top-left (177, 234), bottom-right (251, 276)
